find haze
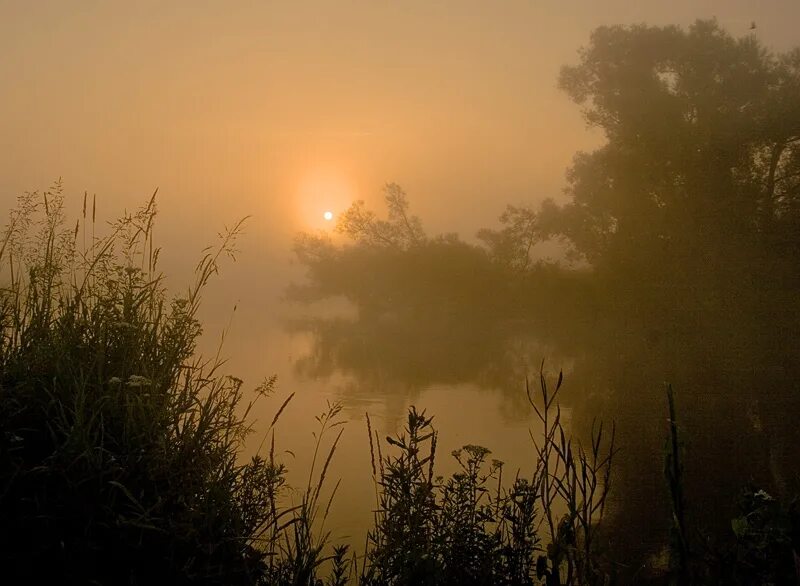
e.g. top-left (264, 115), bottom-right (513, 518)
top-left (2, 2), bottom-right (800, 584)
top-left (3, 1), bottom-right (796, 358)
top-left (4, 1), bottom-right (798, 261)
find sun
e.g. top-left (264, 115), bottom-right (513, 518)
top-left (294, 167), bottom-right (352, 230)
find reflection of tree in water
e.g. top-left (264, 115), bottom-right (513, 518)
top-left (286, 314), bottom-right (568, 419)
top-left (567, 355), bottom-right (800, 577)
top-left (287, 20), bottom-right (800, 581)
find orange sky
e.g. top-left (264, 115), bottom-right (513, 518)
top-left (1, 0), bottom-right (799, 344)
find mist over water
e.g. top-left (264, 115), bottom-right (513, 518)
top-left (3, 2), bottom-right (800, 584)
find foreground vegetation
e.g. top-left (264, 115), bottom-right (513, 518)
top-left (0, 187), bottom-right (615, 584)
top-left (0, 187), bottom-right (345, 584)
top-left (2, 188), bottom-right (799, 585)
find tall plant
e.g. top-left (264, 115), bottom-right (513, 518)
top-left (361, 368), bottom-right (614, 586)
top-left (527, 367), bottom-right (616, 586)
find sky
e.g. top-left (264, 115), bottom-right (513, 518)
top-left (1, 0), bottom-right (799, 363)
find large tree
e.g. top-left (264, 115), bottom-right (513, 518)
top-left (549, 20), bottom-right (800, 281)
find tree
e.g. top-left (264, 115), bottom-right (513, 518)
top-left (543, 20), bottom-right (800, 283)
top-left (336, 183), bottom-right (426, 249)
top-left (477, 205), bottom-right (540, 272)
top-left (524, 23), bottom-right (800, 575)
top-left (477, 200), bottom-right (569, 271)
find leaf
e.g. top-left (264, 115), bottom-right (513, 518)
top-left (385, 436), bottom-right (404, 449)
top-left (731, 516), bottom-right (748, 538)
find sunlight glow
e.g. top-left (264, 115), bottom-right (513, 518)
top-left (295, 166), bottom-right (355, 231)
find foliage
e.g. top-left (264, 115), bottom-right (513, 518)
top-left (4, 184), bottom-right (797, 584)
top-left (286, 24), bottom-right (800, 581)
top-left (360, 370), bottom-right (615, 586)
top-left (726, 486), bottom-right (800, 585)
top-left (336, 183), bottom-right (425, 249)
top-left (553, 21), bottom-right (800, 271)
top-left (477, 205), bottom-right (540, 272)
top-left (526, 368), bottom-right (616, 586)
top-left (477, 200), bottom-right (569, 271)
top-left (288, 186), bottom-right (596, 401)
top-left (360, 407), bottom-right (442, 585)
top-left (470, 20), bottom-right (800, 361)
top-left (0, 185), bottom-right (344, 585)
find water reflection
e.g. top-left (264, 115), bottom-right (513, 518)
top-left (285, 308), bottom-right (800, 576)
top-left (286, 313), bottom-right (570, 420)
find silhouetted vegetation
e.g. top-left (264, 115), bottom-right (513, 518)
top-left (660, 386), bottom-right (800, 586)
top-left (359, 368), bottom-right (615, 586)
top-left (0, 187), bottom-right (346, 585)
top-left (1, 187), bottom-right (798, 584)
top-left (0, 187), bottom-right (621, 585)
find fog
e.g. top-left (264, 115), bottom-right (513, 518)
top-left (3, 1), bottom-right (800, 583)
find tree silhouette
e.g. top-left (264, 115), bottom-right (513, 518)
top-left (547, 20), bottom-right (800, 283)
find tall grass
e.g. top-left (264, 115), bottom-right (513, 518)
top-left (0, 184), bottom-right (342, 585)
top-left (527, 367), bottom-right (616, 585)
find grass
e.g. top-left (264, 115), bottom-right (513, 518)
top-left (3, 186), bottom-right (794, 585)
top-left (0, 184), bottom-right (344, 585)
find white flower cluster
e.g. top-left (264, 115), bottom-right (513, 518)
top-left (126, 375), bottom-right (152, 387)
top-left (107, 375), bottom-right (152, 387)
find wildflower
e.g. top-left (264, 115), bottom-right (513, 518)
top-left (126, 375), bottom-right (152, 387)
top-left (754, 489), bottom-right (774, 501)
top-left (463, 444), bottom-right (491, 460)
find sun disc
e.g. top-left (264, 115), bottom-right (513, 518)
top-left (323, 211), bottom-right (333, 221)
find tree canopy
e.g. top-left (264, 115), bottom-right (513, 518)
top-left (550, 20), bottom-right (800, 274)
